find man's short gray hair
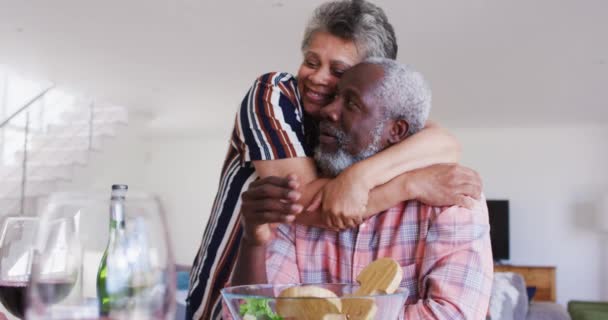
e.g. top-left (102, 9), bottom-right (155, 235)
top-left (302, 0), bottom-right (398, 59)
top-left (365, 57), bottom-right (431, 136)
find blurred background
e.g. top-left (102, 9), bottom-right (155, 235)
top-left (0, 0), bottom-right (606, 313)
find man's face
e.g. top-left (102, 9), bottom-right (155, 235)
top-left (314, 63), bottom-right (388, 177)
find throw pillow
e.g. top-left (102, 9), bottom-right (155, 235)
top-left (488, 272), bottom-right (529, 319)
top-left (526, 286), bottom-right (537, 302)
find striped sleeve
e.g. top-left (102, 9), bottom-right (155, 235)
top-left (236, 72), bottom-right (311, 163)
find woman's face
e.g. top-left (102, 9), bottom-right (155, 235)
top-left (297, 31), bottom-right (361, 119)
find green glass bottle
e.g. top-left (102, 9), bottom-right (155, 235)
top-left (96, 184), bottom-right (129, 316)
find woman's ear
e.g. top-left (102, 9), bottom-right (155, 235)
top-left (387, 119), bottom-right (409, 145)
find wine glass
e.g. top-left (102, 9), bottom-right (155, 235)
top-left (0, 216), bottom-right (39, 319)
top-left (26, 190), bottom-right (176, 320)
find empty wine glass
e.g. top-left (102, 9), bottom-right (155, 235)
top-left (26, 190), bottom-right (176, 320)
top-left (0, 216), bottom-right (38, 319)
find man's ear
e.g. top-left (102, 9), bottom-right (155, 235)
top-left (387, 119), bottom-right (409, 144)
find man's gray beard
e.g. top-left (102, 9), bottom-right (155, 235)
top-left (314, 122), bottom-right (384, 177)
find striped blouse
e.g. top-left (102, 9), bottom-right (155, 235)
top-left (186, 72), bottom-right (315, 320)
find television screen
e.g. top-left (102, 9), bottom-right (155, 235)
top-left (487, 200), bottom-right (509, 261)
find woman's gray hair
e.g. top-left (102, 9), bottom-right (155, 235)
top-left (364, 57), bottom-right (431, 136)
top-left (302, 0), bottom-right (398, 59)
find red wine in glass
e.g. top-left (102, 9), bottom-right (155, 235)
top-left (37, 279), bottom-right (76, 304)
top-left (0, 279), bottom-right (75, 319)
top-left (0, 280), bottom-right (27, 318)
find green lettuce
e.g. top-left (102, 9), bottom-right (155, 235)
top-left (239, 298), bottom-right (283, 320)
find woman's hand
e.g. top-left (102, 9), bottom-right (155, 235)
top-left (240, 175), bottom-right (302, 245)
top-left (406, 164), bottom-right (482, 209)
top-left (308, 169), bottom-right (370, 230)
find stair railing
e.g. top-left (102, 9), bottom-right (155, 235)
top-left (0, 69), bottom-right (126, 216)
top-left (0, 86), bottom-right (54, 129)
top-left (1, 85), bottom-right (54, 215)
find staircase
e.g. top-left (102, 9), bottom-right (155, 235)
top-left (0, 67), bottom-right (128, 216)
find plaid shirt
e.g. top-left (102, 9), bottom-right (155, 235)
top-left (266, 198), bottom-right (494, 319)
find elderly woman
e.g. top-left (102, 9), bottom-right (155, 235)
top-left (186, 1), bottom-right (481, 319)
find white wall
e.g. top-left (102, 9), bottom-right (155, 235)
top-left (58, 119), bottom-right (230, 266)
top-left (453, 125), bottom-right (608, 305)
top-left (139, 135), bottom-right (227, 266)
top-left (61, 122), bottom-right (608, 306)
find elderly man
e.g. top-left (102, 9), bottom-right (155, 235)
top-left (231, 58), bottom-right (493, 319)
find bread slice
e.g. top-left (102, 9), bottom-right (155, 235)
top-left (276, 285), bottom-right (342, 320)
top-left (355, 258), bottom-right (403, 296)
top-left (341, 297), bottom-right (377, 320)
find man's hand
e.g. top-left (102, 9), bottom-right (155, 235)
top-left (240, 175), bottom-right (303, 245)
top-left (307, 169), bottom-right (369, 230)
top-left (406, 164), bottom-right (482, 209)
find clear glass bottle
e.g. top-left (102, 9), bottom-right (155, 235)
top-left (96, 184), bottom-right (129, 316)
top-left (26, 187), bottom-right (175, 319)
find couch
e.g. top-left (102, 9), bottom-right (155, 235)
top-left (488, 272), bottom-right (571, 320)
top-left (568, 300), bottom-right (608, 320)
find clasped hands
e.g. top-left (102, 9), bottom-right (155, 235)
top-left (240, 164), bottom-right (482, 245)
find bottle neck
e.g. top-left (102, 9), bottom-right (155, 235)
top-left (110, 196), bottom-right (126, 231)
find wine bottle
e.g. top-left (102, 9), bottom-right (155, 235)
top-left (96, 184), bottom-right (129, 316)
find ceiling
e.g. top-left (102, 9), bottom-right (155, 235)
top-left (1, 0), bottom-right (607, 135)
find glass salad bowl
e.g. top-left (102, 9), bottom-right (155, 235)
top-left (221, 283), bottom-right (408, 320)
